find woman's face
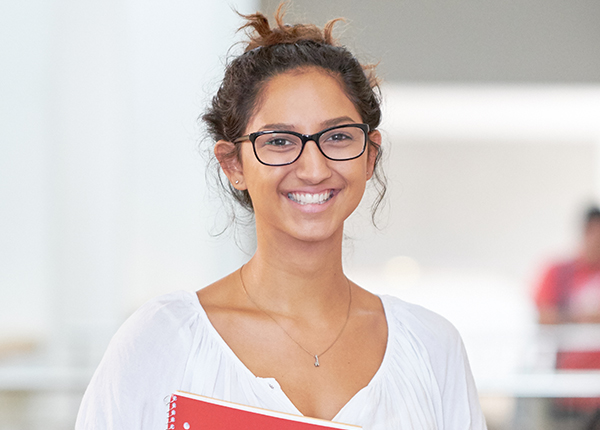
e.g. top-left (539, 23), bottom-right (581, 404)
top-left (220, 67), bottom-right (379, 244)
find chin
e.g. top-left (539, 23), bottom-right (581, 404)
top-left (288, 222), bottom-right (344, 244)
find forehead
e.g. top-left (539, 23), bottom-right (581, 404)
top-left (246, 67), bottom-right (362, 132)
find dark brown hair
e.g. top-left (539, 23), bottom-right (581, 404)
top-left (202, 5), bottom-right (386, 224)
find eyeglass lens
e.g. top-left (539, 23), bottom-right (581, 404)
top-left (253, 125), bottom-right (366, 166)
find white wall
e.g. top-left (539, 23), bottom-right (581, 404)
top-left (0, 0), bottom-right (255, 365)
top-left (349, 85), bottom-right (600, 279)
top-left (1, 0), bottom-right (54, 348)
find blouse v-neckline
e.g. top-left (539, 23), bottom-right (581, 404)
top-left (191, 291), bottom-right (392, 422)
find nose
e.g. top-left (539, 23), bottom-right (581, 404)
top-left (294, 140), bottom-right (332, 183)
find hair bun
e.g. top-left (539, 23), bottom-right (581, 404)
top-left (238, 3), bottom-right (342, 52)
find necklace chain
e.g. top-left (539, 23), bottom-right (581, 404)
top-left (239, 265), bottom-right (352, 367)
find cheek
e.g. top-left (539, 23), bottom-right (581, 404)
top-left (243, 164), bottom-right (288, 202)
top-left (240, 147), bottom-right (264, 187)
top-left (340, 163), bottom-right (369, 196)
top-left (348, 157), bottom-right (370, 179)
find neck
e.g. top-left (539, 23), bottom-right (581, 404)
top-left (243, 226), bottom-right (347, 316)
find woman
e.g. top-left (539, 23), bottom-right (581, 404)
top-left (76, 6), bottom-right (487, 429)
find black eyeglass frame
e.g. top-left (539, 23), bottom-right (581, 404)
top-left (233, 123), bottom-right (370, 166)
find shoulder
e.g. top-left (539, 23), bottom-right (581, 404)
top-left (378, 295), bottom-right (471, 388)
top-left (111, 290), bottom-right (203, 351)
top-left (90, 290), bottom-right (206, 379)
top-left (380, 294), bottom-right (461, 348)
top-left (121, 290), bottom-right (202, 330)
top-left (86, 290), bottom-right (209, 391)
top-left (76, 291), bottom-right (206, 428)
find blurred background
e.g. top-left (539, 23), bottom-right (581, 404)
top-left (1, 0), bottom-right (599, 428)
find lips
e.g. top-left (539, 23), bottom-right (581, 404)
top-left (287, 190), bottom-right (334, 205)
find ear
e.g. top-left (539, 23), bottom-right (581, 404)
top-left (214, 140), bottom-right (246, 189)
top-left (366, 130), bottom-right (381, 180)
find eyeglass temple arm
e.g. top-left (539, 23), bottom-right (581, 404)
top-left (233, 135), bottom-right (250, 144)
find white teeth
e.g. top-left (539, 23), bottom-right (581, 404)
top-left (287, 191), bottom-right (333, 205)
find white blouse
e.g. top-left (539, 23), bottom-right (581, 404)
top-left (75, 291), bottom-right (487, 429)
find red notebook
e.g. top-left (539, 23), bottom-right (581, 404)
top-left (167, 391), bottom-right (361, 430)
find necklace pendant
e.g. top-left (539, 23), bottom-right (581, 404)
top-left (314, 355), bottom-right (320, 367)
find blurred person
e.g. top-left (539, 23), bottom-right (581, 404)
top-left (75, 5), bottom-right (487, 429)
top-left (534, 206), bottom-right (600, 415)
top-left (536, 206), bottom-right (600, 325)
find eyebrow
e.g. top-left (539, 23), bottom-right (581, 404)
top-left (258, 116), bottom-right (359, 132)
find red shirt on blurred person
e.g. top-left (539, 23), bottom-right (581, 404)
top-left (534, 206), bottom-right (600, 412)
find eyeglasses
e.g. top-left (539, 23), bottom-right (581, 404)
top-left (233, 123), bottom-right (370, 166)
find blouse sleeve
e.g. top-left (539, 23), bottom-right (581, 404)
top-left (398, 299), bottom-right (488, 430)
top-left (439, 332), bottom-right (488, 429)
top-left (75, 291), bottom-right (199, 430)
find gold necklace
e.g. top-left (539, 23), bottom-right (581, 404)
top-left (239, 265), bottom-right (352, 368)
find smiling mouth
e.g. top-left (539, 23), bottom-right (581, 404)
top-left (287, 190), bottom-right (334, 205)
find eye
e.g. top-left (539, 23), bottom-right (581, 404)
top-left (264, 137), bottom-right (294, 147)
top-left (256, 133), bottom-right (300, 152)
top-left (322, 131), bottom-right (357, 146)
top-left (326, 132), bottom-right (353, 141)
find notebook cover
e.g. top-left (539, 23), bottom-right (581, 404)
top-left (167, 391), bottom-right (361, 430)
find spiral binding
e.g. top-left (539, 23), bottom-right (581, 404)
top-left (166, 394), bottom-right (177, 430)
